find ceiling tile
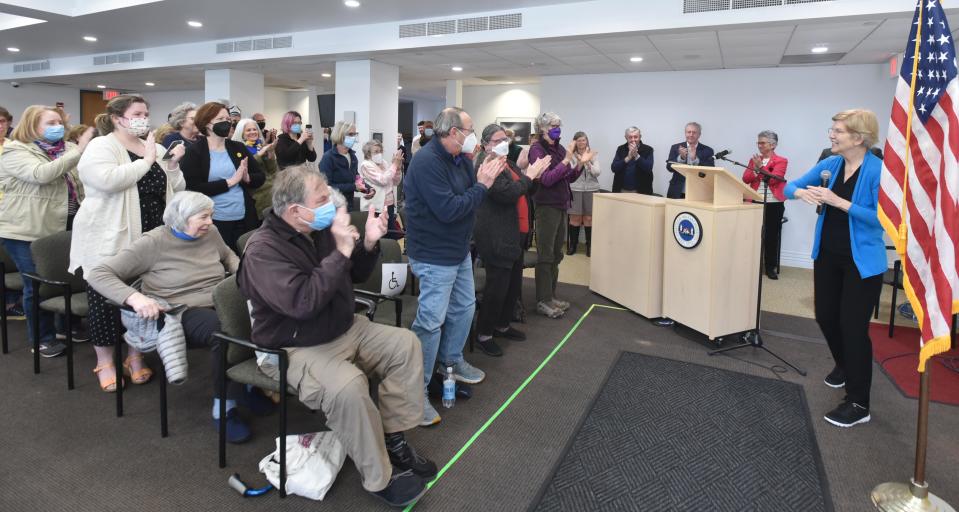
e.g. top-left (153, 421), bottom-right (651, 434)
top-left (583, 35), bottom-right (656, 53)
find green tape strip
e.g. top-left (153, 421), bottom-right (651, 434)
top-left (403, 303), bottom-right (626, 511)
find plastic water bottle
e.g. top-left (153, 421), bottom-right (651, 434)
top-left (442, 367), bottom-right (455, 409)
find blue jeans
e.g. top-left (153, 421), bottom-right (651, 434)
top-left (0, 238), bottom-right (56, 345)
top-left (409, 254), bottom-right (475, 390)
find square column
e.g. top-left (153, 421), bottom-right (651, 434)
top-left (204, 69), bottom-right (264, 117)
top-left (446, 79), bottom-right (463, 108)
top-left (334, 59), bottom-right (399, 156)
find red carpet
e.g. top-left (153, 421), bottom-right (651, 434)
top-left (870, 323), bottom-right (959, 406)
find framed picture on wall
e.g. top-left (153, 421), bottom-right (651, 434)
top-left (496, 117), bottom-right (534, 145)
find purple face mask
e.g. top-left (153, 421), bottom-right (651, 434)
top-left (548, 127), bottom-right (562, 140)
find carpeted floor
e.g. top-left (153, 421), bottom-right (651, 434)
top-left (531, 352), bottom-right (831, 512)
top-left (0, 279), bottom-right (957, 512)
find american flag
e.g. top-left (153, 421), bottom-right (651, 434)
top-left (878, 0), bottom-right (959, 371)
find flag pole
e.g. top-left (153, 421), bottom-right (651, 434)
top-left (872, 1), bottom-right (956, 510)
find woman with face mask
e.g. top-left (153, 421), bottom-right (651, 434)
top-left (470, 124), bottom-right (551, 356)
top-left (319, 120), bottom-right (372, 212)
top-left (528, 113), bottom-right (595, 319)
top-left (358, 140), bottom-right (404, 237)
top-left (231, 118), bottom-right (278, 220)
top-left (179, 103), bottom-right (266, 253)
top-left (0, 105), bottom-right (95, 358)
top-left (71, 94), bottom-right (186, 391)
top-left (275, 110), bottom-right (317, 169)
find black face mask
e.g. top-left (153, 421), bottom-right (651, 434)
top-left (256, 121), bottom-right (266, 131)
top-left (211, 120), bottom-right (232, 137)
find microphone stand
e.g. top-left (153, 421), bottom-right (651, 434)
top-left (707, 154), bottom-right (806, 376)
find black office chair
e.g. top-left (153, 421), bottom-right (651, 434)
top-left (0, 245), bottom-right (24, 354)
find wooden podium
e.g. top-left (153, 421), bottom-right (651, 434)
top-left (662, 165), bottom-right (763, 340)
top-left (590, 193), bottom-right (666, 319)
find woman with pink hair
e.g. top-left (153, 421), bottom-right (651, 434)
top-left (274, 110), bottom-right (316, 169)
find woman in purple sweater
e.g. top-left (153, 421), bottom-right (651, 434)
top-left (528, 112), bottom-right (595, 318)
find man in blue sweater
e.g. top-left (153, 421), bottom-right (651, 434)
top-left (404, 107), bottom-right (505, 426)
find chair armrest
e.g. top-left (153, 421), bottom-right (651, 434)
top-left (212, 331), bottom-right (289, 359)
top-left (21, 272), bottom-right (71, 289)
top-left (355, 289), bottom-right (401, 304)
top-left (354, 295), bottom-right (378, 320)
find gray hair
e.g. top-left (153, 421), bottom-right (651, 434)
top-left (481, 123), bottom-right (506, 145)
top-left (169, 102), bottom-right (196, 130)
top-left (163, 191), bottom-right (214, 232)
top-left (271, 164), bottom-right (330, 215)
top-left (535, 112), bottom-right (561, 132)
top-left (433, 107), bottom-right (465, 138)
top-left (330, 120), bottom-right (355, 146)
top-left (758, 130), bottom-right (779, 146)
top-left (231, 118), bottom-right (262, 144)
top-left (361, 139), bottom-right (382, 160)
top-left (685, 121), bottom-right (702, 133)
top-left (625, 126), bottom-right (641, 137)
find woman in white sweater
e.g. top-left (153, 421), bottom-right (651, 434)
top-left (567, 131), bottom-right (601, 257)
top-left (71, 95), bottom-right (186, 391)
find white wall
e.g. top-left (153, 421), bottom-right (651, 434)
top-left (462, 84), bottom-right (541, 129)
top-left (536, 64), bottom-right (895, 269)
top-left (410, 98), bottom-right (445, 130)
top-left (0, 83), bottom-right (80, 125)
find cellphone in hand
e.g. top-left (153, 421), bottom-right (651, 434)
top-left (162, 139), bottom-right (184, 160)
top-left (305, 124), bottom-right (313, 135)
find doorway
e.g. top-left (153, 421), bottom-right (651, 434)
top-left (80, 90), bottom-right (109, 128)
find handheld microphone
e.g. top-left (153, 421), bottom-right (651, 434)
top-left (715, 149), bottom-right (731, 159)
top-left (816, 170), bottom-right (831, 215)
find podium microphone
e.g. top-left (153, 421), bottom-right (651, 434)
top-left (715, 149), bottom-right (731, 159)
top-left (816, 170), bottom-right (831, 215)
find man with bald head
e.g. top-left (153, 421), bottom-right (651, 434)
top-left (404, 107), bottom-right (505, 427)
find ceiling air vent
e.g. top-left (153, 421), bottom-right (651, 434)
top-left (253, 38), bottom-right (273, 51)
top-left (93, 51), bottom-right (143, 66)
top-left (272, 36), bottom-right (293, 49)
top-left (686, 0), bottom-right (833, 12)
top-left (216, 42), bottom-right (234, 53)
top-left (684, 0), bottom-right (730, 13)
top-left (489, 13), bottom-right (521, 30)
top-left (733, 0), bottom-right (781, 8)
top-left (780, 52), bottom-right (845, 64)
top-left (428, 20), bottom-right (456, 36)
top-left (217, 35), bottom-right (291, 53)
top-left (457, 17), bottom-right (489, 33)
top-left (12, 60), bottom-right (50, 73)
top-left (399, 23), bottom-right (427, 38)
top-left (786, 0), bottom-right (834, 3)
top-left (235, 40), bottom-right (253, 52)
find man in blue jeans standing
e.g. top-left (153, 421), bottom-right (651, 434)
top-left (404, 107), bottom-right (506, 426)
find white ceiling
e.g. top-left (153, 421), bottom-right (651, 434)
top-left (3, 2), bottom-right (959, 100)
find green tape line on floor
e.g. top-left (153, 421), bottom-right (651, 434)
top-left (404, 303), bottom-right (627, 511)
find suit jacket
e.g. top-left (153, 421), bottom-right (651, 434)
top-left (179, 137), bottom-right (265, 228)
top-left (742, 152), bottom-right (788, 201)
top-left (610, 142), bottom-right (654, 193)
top-left (666, 142), bottom-right (715, 185)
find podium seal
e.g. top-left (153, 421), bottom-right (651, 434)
top-left (673, 212), bottom-right (702, 249)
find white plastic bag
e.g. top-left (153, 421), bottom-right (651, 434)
top-left (258, 431), bottom-right (346, 500)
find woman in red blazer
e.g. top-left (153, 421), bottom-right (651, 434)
top-left (742, 130), bottom-right (788, 279)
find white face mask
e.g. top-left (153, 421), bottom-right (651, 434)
top-left (459, 130), bottom-right (478, 154)
top-left (123, 117), bottom-right (151, 137)
top-left (372, 153), bottom-right (385, 164)
top-left (492, 140), bottom-right (510, 157)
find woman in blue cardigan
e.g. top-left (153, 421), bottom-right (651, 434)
top-left (785, 109), bottom-right (885, 428)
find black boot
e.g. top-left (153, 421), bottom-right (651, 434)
top-left (567, 225), bottom-right (580, 255)
top-left (584, 227), bottom-right (592, 257)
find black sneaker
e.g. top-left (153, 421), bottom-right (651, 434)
top-left (824, 401), bottom-right (870, 428)
top-left (824, 367), bottom-right (845, 388)
top-left (57, 326), bottom-right (89, 343)
top-left (493, 326), bottom-right (526, 341)
top-left (32, 340), bottom-right (67, 358)
top-left (5, 304), bottom-right (25, 320)
top-left (369, 468), bottom-right (427, 507)
top-left (475, 337), bottom-right (503, 357)
top-left (386, 434), bottom-right (438, 479)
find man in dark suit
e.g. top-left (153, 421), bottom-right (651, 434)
top-left (611, 126), bottom-right (655, 194)
top-left (666, 122), bottom-right (714, 199)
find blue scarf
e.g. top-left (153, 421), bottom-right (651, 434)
top-left (244, 139), bottom-right (261, 156)
top-left (171, 227), bottom-right (198, 241)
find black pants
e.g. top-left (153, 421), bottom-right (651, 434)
top-left (181, 307), bottom-right (240, 398)
top-left (762, 202), bottom-right (785, 272)
top-left (213, 219), bottom-right (250, 255)
top-left (477, 257), bottom-right (524, 336)
top-left (86, 283), bottom-right (122, 347)
top-left (813, 250), bottom-right (883, 408)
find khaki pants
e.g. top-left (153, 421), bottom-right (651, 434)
top-left (261, 315), bottom-right (423, 492)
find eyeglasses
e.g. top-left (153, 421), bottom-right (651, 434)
top-left (490, 137), bottom-right (509, 145)
top-left (827, 128), bottom-right (848, 136)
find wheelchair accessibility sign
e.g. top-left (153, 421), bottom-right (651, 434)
top-left (380, 263), bottom-right (408, 297)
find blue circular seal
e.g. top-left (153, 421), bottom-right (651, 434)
top-left (673, 212), bottom-right (702, 249)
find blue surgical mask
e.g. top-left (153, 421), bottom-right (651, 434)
top-left (290, 123), bottom-right (303, 134)
top-left (344, 136), bottom-right (357, 149)
top-left (300, 201), bottom-right (336, 231)
top-left (424, 128), bottom-right (434, 138)
top-left (43, 125), bottom-right (65, 143)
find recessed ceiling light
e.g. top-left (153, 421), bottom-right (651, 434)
top-left (344, 0), bottom-right (360, 7)
top-left (397, 86), bottom-right (403, 90)
top-left (7, 47), bottom-right (20, 53)
top-left (145, 82), bottom-right (155, 87)
top-left (321, 72), bottom-right (332, 78)
top-left (187, 20), bottom-right (203, 28)
top-left (630, 56), bottom-right (643, 63)
top-left (83, 36), bottom-right (98, 42)
top-left (96, 84), bottom-right (106, 88)
top-left (811, 46), bottom-right (829, 54)
top-left (505, 81), bottom-right (515, 84)
top-left (451, 66), bottom-right (463, 72)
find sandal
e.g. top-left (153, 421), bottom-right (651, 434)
top-left (93, 363), bottom-right (125, 393)
top-left (123, 355), bottom-right (154, 385)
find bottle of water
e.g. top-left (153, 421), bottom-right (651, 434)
top-left (442, 367), bottom-right (455, 409)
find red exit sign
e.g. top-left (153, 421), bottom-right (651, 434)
top-left (103, 89), bottom-right (120, 100)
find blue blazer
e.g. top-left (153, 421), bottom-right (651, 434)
top-left (784, 152), bottom-right (886, 278)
